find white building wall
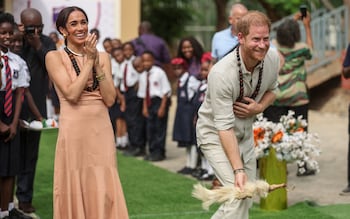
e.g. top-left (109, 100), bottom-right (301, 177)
top-left (12, 0), bottom-right (120, 43)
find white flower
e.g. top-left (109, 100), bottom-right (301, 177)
top-left (253, 112), bottom-right (321, 175)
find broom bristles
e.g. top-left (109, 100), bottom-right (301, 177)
top-left (192, 180), bottom-right (286, 210)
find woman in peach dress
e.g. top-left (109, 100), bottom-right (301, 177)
top-left (45, 6), bottom-right (128, 219)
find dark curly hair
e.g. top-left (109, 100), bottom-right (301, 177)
top-left (276, 19), bottom-right (301, 48)
top-left (176, 36), bottom-right (204, 63)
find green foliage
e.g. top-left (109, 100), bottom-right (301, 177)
top-left (141, 0), bottom-right (196, 45)
top-left (240, 0), bottom-right (322, 21)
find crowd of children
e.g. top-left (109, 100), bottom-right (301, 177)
top-left (99, 32), bottom-right (216, 180)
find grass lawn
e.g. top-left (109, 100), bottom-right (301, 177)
top-left (33, 129), bottom-right (350, 219)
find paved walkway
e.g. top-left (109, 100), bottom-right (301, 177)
top-left (151, 96), bottom-right (350, 206)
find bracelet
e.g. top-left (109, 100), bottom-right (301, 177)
top-left (233, 168), bottom-right (245, 174)
top-left (96, 73), bottom-right (106, 82)
top-left (87, 54), bottom-right (96, 60)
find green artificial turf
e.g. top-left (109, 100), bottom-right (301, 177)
top-left (32, 130), bottom-right (349, 219)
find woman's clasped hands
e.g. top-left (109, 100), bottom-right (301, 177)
top-left (84, 33), bottom-right (98, 65)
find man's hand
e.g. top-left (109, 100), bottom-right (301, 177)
top-left (234, 172), bottom-right (247, 192)
top-left (24, 27), bottom-right (42, 50)
top-left (233, 97), bottom-right (262, 118)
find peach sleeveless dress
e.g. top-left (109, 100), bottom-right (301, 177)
top-left (53, 50), bottom-right (128, 219)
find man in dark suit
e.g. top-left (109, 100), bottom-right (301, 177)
top-left (16, 8), bottom-right (56, 213)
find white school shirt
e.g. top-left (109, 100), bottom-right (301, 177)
top-left (0, 51), bottom-right (30, 91)
top-left (111, 58), bottom-right (123, 88)
top-left (178, 72), bottom-right (201, 101)
top-left (142, 65), bottom-right (171, 99)
top-left (137, 71), bottom-right (147, 98)
top-left (119, 56), bottom-right (139, 92)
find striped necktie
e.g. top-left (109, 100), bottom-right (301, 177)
top-left (123, 63), bottom-right (128, 91)
top-left (3, 55), bottom-right (12, 117)
top-left (146, 71), bottom-right (151, 107)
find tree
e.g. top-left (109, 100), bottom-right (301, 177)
top-left (212, 0), bottom-right (328, 31)
top-left (213, 0), bottom-right (229, 31)
top-left (141, 0), bottom-right (195, 46)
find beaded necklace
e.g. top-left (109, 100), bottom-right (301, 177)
top-left (66, 46), bottom-right (84, 57)
top-left (236, 45), bottom-right (263, 102)
top-left (64, 47), bottom-right (98, 92)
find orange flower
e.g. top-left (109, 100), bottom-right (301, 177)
top-left (295, 127), bottom-right (304, 132)
top-left (289, 126), bottom-right (304, 133)
top-left (271, 130), bottom-right (283, 143)
top-left (254, 127), bottom-right (265, 146)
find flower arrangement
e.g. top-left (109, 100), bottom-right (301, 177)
top-left (253, 110), bottom-right (321, 175)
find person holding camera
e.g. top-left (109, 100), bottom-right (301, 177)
top-left (15, 8), bottom-right (56, 214)
top-left (263, 9), bottom-right (314, 176)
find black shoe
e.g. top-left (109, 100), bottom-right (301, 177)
top-left (123, 147), bottom-right (136, 156)
top-left (192, 168), bottom-right (206, 178)
top-left (117, 144), bottom-right (129, 151)
top-left (9, 208), bottom-right (33, 219)
top-left (147, 154), bottom-right (165, 162)
top-left (133, 148), bottom-right (146, 156)
top-left (199, 173), bottom-right (215, 181)
top-left (339, 187), bottom-right (350, 196)
top-left (177, 167), bottom-right (194, 175)
top-left (144, 154), bottom-right (151, 160)
top-left (124, 148), bottom-right (145, 157)
top-left (296, 169), bottom-right (316, 177)
top-left (18, 202), bottom-right (35, 214)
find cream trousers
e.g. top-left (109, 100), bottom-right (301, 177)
top-left (200, 143), bottom-right (256, 219)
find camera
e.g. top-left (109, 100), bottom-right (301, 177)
top-left (300, 5), bottom-right (307, 19)
top-left (24, 26), bottom-right (36, 35)
top-left (24, 24), bottom-right (43, 35)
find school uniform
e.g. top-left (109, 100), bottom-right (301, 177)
top-left (0, 51), bottom-right (30, 177)
top-left (142, 65), bottom-right (171, 160)
top-left (109, 59), bottom-right (124, 132)
top-left (191, 79), bottom-right (215, 179)
top-left (193, 80), bottom-right (207, 111)
top-left (173, 72), bottom-right (200, 147)
top-left (192, 80), bottom-right (207, 141)
top-left (118, 56), bottom-right (137, 93)
top-left (121, 57), bottom-right (146, 150)
top-left (123, 69), bottom-right (147, 156)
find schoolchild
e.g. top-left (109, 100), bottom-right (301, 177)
top-left (110, 47), bottom-right (128, 149)
top-left (0, 12), bottom-right (31, 219)
top-left (141, 51), bottom-right (171, 162)
top-left (171, 57), bottom-right (200, 174)
top-left (121, 42), bottom-right (143, 151)
top-left (192, 52), bottom-right (215, 180)
top-left (123, 56), bottom-right (146, 157)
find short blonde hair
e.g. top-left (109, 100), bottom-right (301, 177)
top-left (236, 11), bottom-right (271, 36)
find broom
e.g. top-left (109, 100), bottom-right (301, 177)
top-left (192, 180), bottom-right (286, 210)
